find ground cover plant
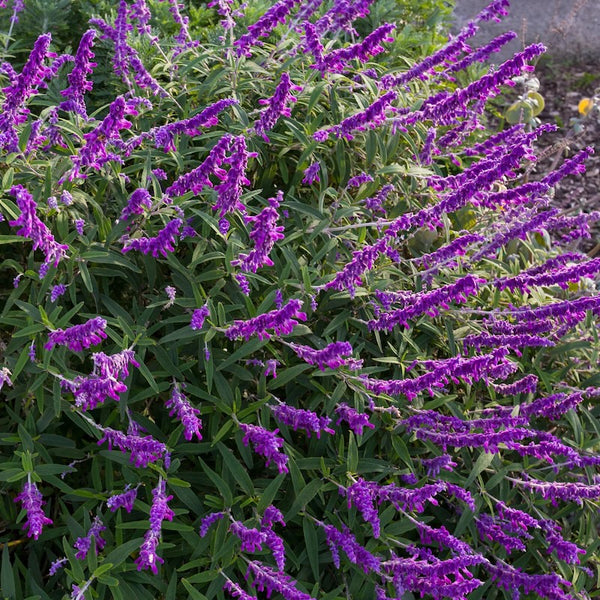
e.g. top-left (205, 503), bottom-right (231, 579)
top-left (1, 0), bottom-right (600, 598)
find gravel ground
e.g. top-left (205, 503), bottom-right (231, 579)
top-left (453, 1), bottom-right (600, 254)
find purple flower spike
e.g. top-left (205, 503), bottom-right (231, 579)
top-left (288, 341), bottom-right (353, 370)
top-left (120, 188), bottom-right (152, 222)
top-left (0, 33), bottom-right (53, 152)
top-left (269, 401), bottom-right (334, 438)
top-left (225, 298), bottom-right (307, 341)
top-left (107, 487), bottom-right (138, 513)
top-left (9, 185), bottom-right (69, 274)
top-left (59, 29), bottom-right (96, 118)
top-left (14, 480), bottom-right (53, 540)
top-left (45, 317), bottom-right (107, 352)
top-left (253, 73), bottom-right (301, 142)
top-left (246, 560), bottom-right (316, 600)
top-left (165, 383), bottom-right (202, 441)
top-left (74, 516), bottom-right (106, 560)
top-left (122, 218), bottom-right (182, 258)
top-left (200, 511), bottom-right (225, 537)
top-left (239, 423), bottom-right (289, 473)
top-left (335, 403), bottom-right (374, 435)
top-left (191, 304), bottom-right (210, 330)
top-left (223, 580), bottom-right (258, 600)
top-left (231, 191), bottom-right (285, 273)
top-left (234, 0), bottom-right (302, 57)
top-left (302, 162), bottom-right (320, 185)
top-left (97, 426), bottom-right (169, 468)
top-left (135, 478), bottom-right (174, 574)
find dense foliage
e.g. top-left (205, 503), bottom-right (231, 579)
top-left (0, 0), bottom-right (599, 599)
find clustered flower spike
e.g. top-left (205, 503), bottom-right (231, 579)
top-left (59, 29), bottom-right (96, 118)
top-left (74, 516), bottom-right (106, 559)
top-left (231, 191), bottom-right (285, 272)
top-left (288, 341), bottom-right (353, 370)
top-left (269, 401), bottom-right (334, 438)
top-left (239, 423), bottom-right (289, 473)
top-left (14, 480), bottom-right (53, 540)
top-left (253, 73), bottom-right (301, 142)
top-left (9, 185), bottom-right (69, 275)
top-left (135, 478), bottom-right (174, 574)
top-left (335, 403), bottom-right (374, 435)
top-left (45, 317), bottom-right (107, 352)
top-left (224, 298), bottom-right (307, 341)
top-left (107, 486), bottom-right (138, 513)
top-left (190, 304), bottom-right (210, 330)
top-left (165, 383), bottom-right (202, 441)
top-left (97, 426), bottom-right (170, 469)
top-left (122, 218), bottom-right (182, 257)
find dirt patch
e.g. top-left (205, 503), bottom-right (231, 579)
top-left (532, 56), bottom-right (600, 254)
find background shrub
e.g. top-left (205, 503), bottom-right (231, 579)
top-left (0, 1), bottom-right (599, 599)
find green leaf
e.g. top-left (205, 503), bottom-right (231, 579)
top-left (465, 451), bottom-right (495, 488)
top-left (285, 479), bottom-right (322, 521)
top-left (217, 443), bottom-right (255, 496)
top-left (103, 539), bottom-right (143, 568)
top-left (92, 563), bottom-right (114, 578)
top-left (1, 545), bottom-right (16, 600)
top-left (303, 520), bottom-right (320, 581)
top-left (181, 579), bottom-right (209, 600)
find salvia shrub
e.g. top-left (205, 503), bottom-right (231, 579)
top-left (1, 0), bottom-right (599, 599)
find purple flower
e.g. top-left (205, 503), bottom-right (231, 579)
top-left (166, 383), bottom-right (202, 441)
top-left (288, 341), bottom-right (353, 370)
top-left (315, 23), bottom-right (395, 74)
top-left (239, 423), bottom-right (289, 473)
top-left (119, 188), bottom-right (152, 222)
top-left (245, 560), bottom-right (316, 600)
top-left (343, 478), bottom-right (381, 537)
top-left (97, 426), bottom-right (169, 469)
top-left (48, 557), bottom-right (67, 576)
top-left (74, 516), bottom-right (106, 560)
top-left (75, 219), bottom-right (85, 235)
top-left (231, 191), bottom-right (284, 273)
top-left (9, 185), bottom-right (69, 274)
top-left (314, 0), bottom-right (373, 36)
top-left (253, 73), bottom-right (301, 142)
top-left (164, 134), bottom-right (232, 198)
top-left (199, 511), bottom-right (225, 537)
top-left (421, 454), bottom-right (457, 477)
top-left (191, 304), bottom-right (210, 330)
top-left (302, 162), bottom-right (320, 185)
top-left (50, 284), bottom-right (67, 302)
top-left (261, 505), bottom-right (285, 528)
top-left (61, 190), bottom-right (73, 205)
top-left (107, 487), bottom-right (138, 513)
top-left (511, 476), bottom-right (600, 506)
top-left (122, 218), bottom-right (182, 257)
top-left (45, 317), bottom-right (107, 352)
top-left (347, 172), bottom-right (374, 188)
top-left (135, 478), bottom-right (174, 574)
top-left (0, 34), bottom-right (53, 152)
top-left (230, 520), bottom-right (267, 553)
top-left (223, 580), bottom-right (258, 600)
top-left (139, 98), bottom-right (238, 152)
top-left (69, 95), bottom-right (146, 179)
top-left (269, 401), bottom-right (334, 438)
top-left (0, 367), bottom-right (13, 392)
top-left (62, 372), bottom-right (127, 411)
top-left (363, 184), bottom-right (393, 214)
top-left (213, 135), bottom-right (255, 218)
top-left (14, 480), bottom-right (53, 540)
top-left (236, 273), bottom-right (251, 295)
top-left (59, 30), bottom-right (96, 118)
top-left (234, 0), bottom-right (302, 57)
top-left (335, 403), bottom-right (374, 435)
top-left (320, 521), bottom-right (381, 573)
top-left (314, 91), bottom-right (397, 141)
top-left (224, 298), bottom-right (307, 341)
